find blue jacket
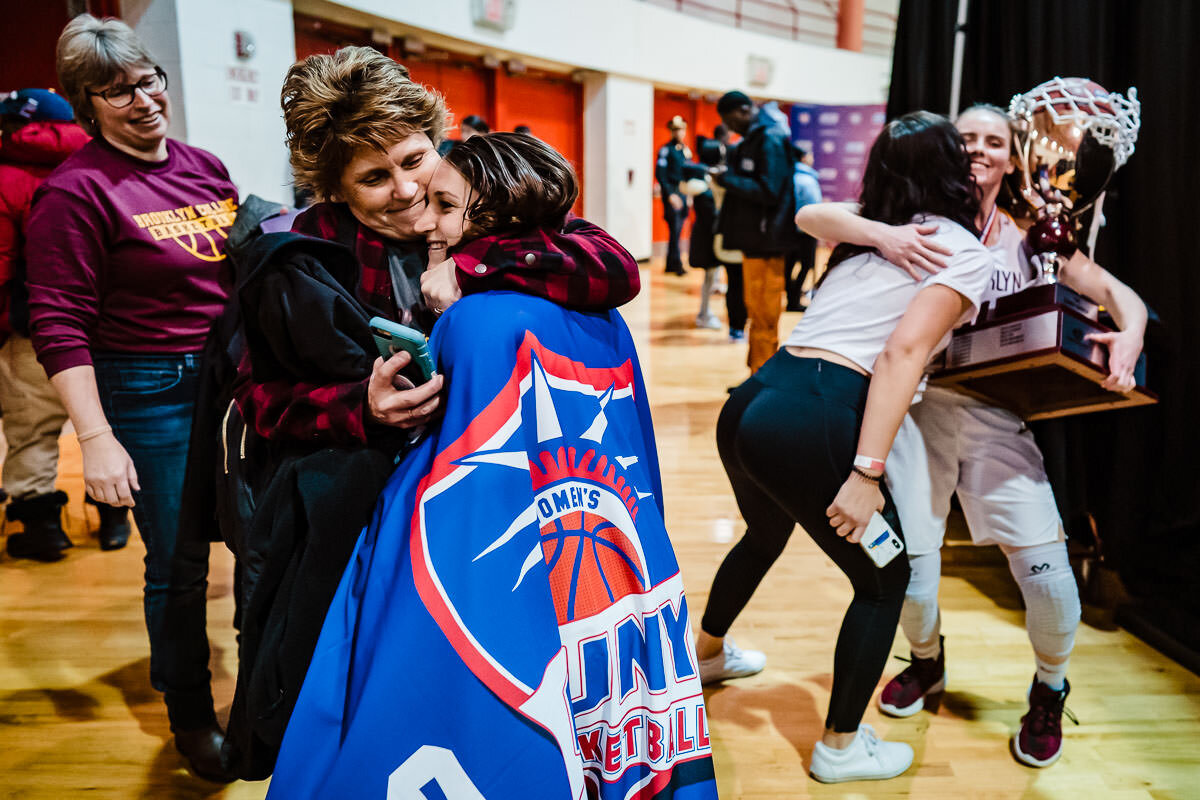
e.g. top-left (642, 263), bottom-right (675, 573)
top-left (793, 161), bottom-right (823, 210)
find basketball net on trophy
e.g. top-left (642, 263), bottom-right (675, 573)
top-left (1008, 77), bottom-right (1141, 282)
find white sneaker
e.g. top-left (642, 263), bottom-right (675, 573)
top-left (810, 724), bottom-right (913, 783)
top-left (695, 313), bottom-right (722, 330)
top-left (698, 639), bottom-right (766, 684)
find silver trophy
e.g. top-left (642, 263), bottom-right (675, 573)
top-left (1008, 77), bottom-right (1141, 282)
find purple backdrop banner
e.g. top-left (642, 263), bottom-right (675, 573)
top-left (789, 104), bottom-right (887, 203)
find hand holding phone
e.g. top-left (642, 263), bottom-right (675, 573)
top-left (367, 356), bottom-right (444, 429)
top-left (369, 316), bottom-right (436, 384)
top-left (859, 512), bottom-right (905, 568)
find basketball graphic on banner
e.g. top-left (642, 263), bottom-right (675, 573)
top-left (531, 446), bottom-right (649, 624)
top-left (540, 509), bottom-right (646, 623)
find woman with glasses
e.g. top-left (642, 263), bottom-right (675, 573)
top-left (24, 14), bottom-right (238, 782)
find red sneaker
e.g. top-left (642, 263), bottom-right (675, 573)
top-left (1011, 677), bottom-right (1075, 767)
top-left (878, 637), bottom-right (945, 718)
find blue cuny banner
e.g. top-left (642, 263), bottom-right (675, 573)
top-left (268, 292), bottom-right (718, 800)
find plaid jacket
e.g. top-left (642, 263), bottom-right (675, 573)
top-left (235, 204), bottom-right (640, 445)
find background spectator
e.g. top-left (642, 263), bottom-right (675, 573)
top-left (656, 114), bottom-right (692, 275)
top-left (0, 88), bottom-right (131, 560)
top-left (438, 113), bottom-right (491, 156)
top-left (25, 14), bottom-right (239, 781)
top-left (714, 90), bottom-right (800, 372)
top-left (786, 144), bottom-right (823, 310)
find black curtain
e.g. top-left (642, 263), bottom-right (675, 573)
top-left (889, 0), bottom-right (1200, 658)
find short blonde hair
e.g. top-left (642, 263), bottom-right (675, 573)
top-left (56, 14), bottom-right (159, 136)
top-left (282, 46), bottom-right (448, 200)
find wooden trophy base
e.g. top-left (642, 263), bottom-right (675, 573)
top-left (930, 284), bottom-right (1157, 421)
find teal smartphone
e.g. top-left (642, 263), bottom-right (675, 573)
top-left (368, 316), bottom-right (437, 384)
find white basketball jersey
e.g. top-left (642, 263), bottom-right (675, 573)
top-left (981, 210), bottom-right (1042, 303)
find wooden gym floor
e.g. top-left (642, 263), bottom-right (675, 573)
top-left (0, 263), bottom-right (1196, 798)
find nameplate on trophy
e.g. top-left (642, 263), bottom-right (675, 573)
top-left (982, 282), bottom-right (1099, 322)
top-left (930, 288), bottom-right (1157, 421)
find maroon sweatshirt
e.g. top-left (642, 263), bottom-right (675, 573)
top-left (25, 136), bottom-right (238, 376)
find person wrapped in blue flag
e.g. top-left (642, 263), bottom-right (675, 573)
top-left (268, 133), bottom-right (718, 799)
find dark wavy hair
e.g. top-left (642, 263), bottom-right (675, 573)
top-left (442, 132), bottom-right (578, 238)
top-left (827, 110), bottom-right (980, 270)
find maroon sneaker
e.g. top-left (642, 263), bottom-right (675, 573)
top-left (1011, 677), bottom-right (1075, 767)
top-left (877, 636), bottom-right (946, 718)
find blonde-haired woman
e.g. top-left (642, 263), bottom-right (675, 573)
top-left (25, 13), bottom-right (237, 781)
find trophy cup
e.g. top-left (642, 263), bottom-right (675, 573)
top-left (1009, 77), bottom-right (1141, 282)
top-left (930, 77), bottom-right (1156, 421)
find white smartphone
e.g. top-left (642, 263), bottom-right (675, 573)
top-left (860, 512), bottom-right (905, 568)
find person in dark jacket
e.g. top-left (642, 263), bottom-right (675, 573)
top-left (220, 46), bottom-right (643, 780)
top-left (221, 228), bottom-right (410, 780)
top-left (656, 115), bottom-right (693, 275)
top-left (714, 91), bottom-right (798, 372)
top-left (0, 88), bottom-right (131, 559)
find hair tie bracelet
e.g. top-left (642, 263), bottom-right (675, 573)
top-left (850, 466), bottom-right (882, 484)
top-left (76, 425), bottom-right (112, 444)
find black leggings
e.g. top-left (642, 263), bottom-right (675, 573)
top-left (700, 350), bottom-right (910, 733)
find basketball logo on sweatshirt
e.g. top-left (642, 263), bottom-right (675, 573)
top-left (130, 197), bottom-right (238, 261)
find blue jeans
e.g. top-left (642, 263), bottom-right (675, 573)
top-left (93, 352), bottom-right (201, 692)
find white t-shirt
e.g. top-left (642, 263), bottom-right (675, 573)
top-left (782, 215), bottom-right (993, 374)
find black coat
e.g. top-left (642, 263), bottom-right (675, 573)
top-left (222, 446), bottom-right (395, 780)
top-left (220, 231), bottom-right (409, 779)
top-left (164, 197), bottom-right (295, 736)
top-left (688, 190), bottom-right (719, 269)
top-left (716, 109), bottom-right (800, 257)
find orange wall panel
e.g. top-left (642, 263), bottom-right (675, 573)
top-left (293, 13), bottom-right (370, 61)
top-left (404, 58), bottom-right (492, 140)
top-left (694, 100), bottom-right (725, 143)
top-left (494, 71), bottom-right (584, 216)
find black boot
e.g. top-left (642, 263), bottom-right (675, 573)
top-left (5, 491), bottom-right (72, 561)
top-left (85, 495), bottom-right (131, 551)
top-left (174, 723), bottom-right (236, 783)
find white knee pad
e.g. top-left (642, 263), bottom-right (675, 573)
top-left (1002, 540), bottom-right (1081, 689)
top-left (900, 550), bottom-right (942, 658)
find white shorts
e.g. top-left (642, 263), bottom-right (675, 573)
top-left (886, 386), bottom-right (1063, 555)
